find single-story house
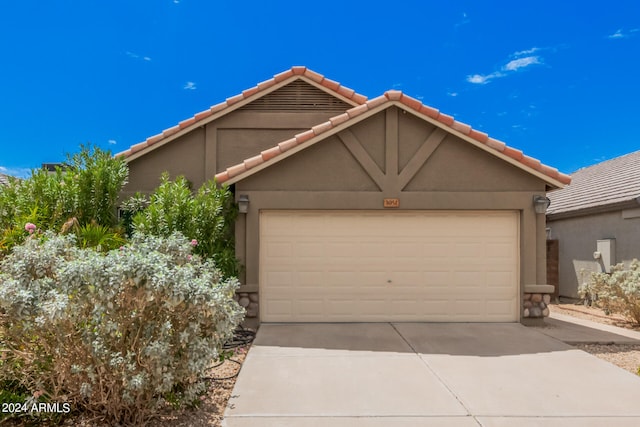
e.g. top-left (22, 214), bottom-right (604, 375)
top-left (117, 66), bottom-right (570, 324)
top-left (547, 150), bottom-right (640, 299)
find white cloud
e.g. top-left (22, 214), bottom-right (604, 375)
top-left (467, 48), bottom-right (542, 85)
top-left (126, 51), bottom-right (152, 61)
top-left (514, 47), bottom-right (540, 57)
top-left (0, 166), bottom-right (32, 179)
top-left (447, 92), bottom-right (458, 97)
top-left (466, 71), bottom-right (504, 85)
top-left (608, 29), bottom-right (625, 39)
top-left (184, 81), bottom-right (197, 90)
top-left (504, 56), bottom-right (540, 71)
top-left (108, 139), bottom-right (117, 145)
top-left (455, 12), bottom-right (470, 29)
top-left (608, 28), bottom-right (639, 39)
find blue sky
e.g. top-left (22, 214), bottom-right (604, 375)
top-left (1, 1), bottom-right (638, 178)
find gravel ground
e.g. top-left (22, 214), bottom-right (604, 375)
top-left (551, 303), bottom-right (640, 375)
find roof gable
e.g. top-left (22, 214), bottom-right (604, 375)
top-left (215, 90), bottom-right (571, 189)
top-left (547, 150), bottom-right (640, 217)
top-left (116, 67), bottom-right (367, 161)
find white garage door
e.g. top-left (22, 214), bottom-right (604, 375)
top-left (260, 211), bottom-right (519, 322)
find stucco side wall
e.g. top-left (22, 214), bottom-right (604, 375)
top-left (123, 128), bottom-right (206, 198)
top-left (547, 210), bottom-right (640, 298)
top-left (125, 110), bottom-right (343, 198)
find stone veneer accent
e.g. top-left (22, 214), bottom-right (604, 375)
top-left (234, 292), bottom-right (259, 318)
top-left (523, 292), bottom-right (551, 319)
top-left (523, 284), bottom-right (554, 319)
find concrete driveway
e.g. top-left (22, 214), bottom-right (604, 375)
top-left (223, 323), bottom-right (640, 426)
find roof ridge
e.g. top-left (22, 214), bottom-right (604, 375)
top-left (215, 89), bottom-right (571, 186)
top-left (115, 66), bottom-right (367, 159)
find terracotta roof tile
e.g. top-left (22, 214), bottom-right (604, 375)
top-left (469, 129), bottom-right (488, 143)
top-left (215, 171), bottom-right (229, 183)
top-left (162, 126), bottom-right (180, 137)
top-left (278, 138), bottom-right (298, 152)
top-left (257, 79), bottom-right (277, 91)
top-left (194, 110), bottom-right (213, 121)
top-left (291, 66), bottom-right (306, 75)
top-left (329, 112), bottom-right (350, 127)
top-left (242, 86), bottom-right (260, 98)
top-left (385, 90), bottom-right (402, 101)
top-left (486, 137), bottom-right (506, 152)
top-left (244, 154), bottom-right (264, 169)
top-left (346, 103), bottom-right (369, 118)
top-left (295, 129), bottom-right (316, 144)
top-left (216, 88), bottom-right (570, 187)
top-left (130, 142), bottom-right (147, 154)
top-left (366, 95), bottom-right (388, 109)
top-left (337, 86), bottom-right (355, 99)
top-left (225, 93), bottom-right (245, 106)
top-left (419, 104), bottom-right (439, 119)
top-left (179, 117), bottom-right (196, 129)
top-left (227, 163), bottom-right (247, 178)
top-left (261, 146), bottom-right (282, 162)
top-left (503, 146), bottom-right (523, 161)
top-left (322, 78), bottom-right (340, 91)
top-left (451, 120), bottom-right (471, 135)
top-left (273, 69), bottom-right (294, 82)
top-left (303, 68), bottom-right (324, 83)
top-left (436, 113), bottom-right (454, 126)
top-left (146, 134), bottom-right (164, 146)
top-left (116, 67), bottom-right (367, 159)
top-left (312, 121), bottom-right (333, 135)
top-left (521, 155), bottom-right (541, 170)
top-left (399, 94), bottom-right (422, 111)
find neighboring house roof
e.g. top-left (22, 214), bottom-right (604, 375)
top-left (214, 90), bottom-right (571, 189)
top-left (0, 173), bottom-right (9, 186)
top-left (547, 150), bottom-right (640, 218)
top-left (115, 67), bottom-right (367, 161)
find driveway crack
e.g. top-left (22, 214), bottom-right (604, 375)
top-left (389, 323), bottom-right (479, 424)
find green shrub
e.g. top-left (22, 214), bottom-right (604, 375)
top-left (580, 260), bottom-right (640, 324)
top-left (127, 173), bottom-right (239, 278)
top-left (0, 145), bottom-right (128, 256)
top-left (0, 232), bottom-right (244, 425)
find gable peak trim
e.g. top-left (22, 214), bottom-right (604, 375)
top-left (216, 90), bottom-right (571, 187)
top-left (115, 66), bottom-right (367, 160)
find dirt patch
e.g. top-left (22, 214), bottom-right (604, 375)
top-left (551, 303), bottom-right (640, 375)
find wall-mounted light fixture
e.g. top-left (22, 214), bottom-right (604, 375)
top-left (238, 195), bottom-right (250, 214)
top-left (533, 195), bottom-right (551, 214)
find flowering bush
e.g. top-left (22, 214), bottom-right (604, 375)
top-left (0, 232), bottom-right (244, 425)
top-left (580, 260), bottom-right (640, 324)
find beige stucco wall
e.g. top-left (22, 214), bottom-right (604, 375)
top-left (123, 108), bottom-right (345, 198)
top-left (547, 209), bottom-right (640, 298)
top-left (234, 106), bottom-right (550, 321)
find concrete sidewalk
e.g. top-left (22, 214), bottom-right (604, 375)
top-left (538, 311), bottom-right (640, 344)
top-left (223, 322), bottom-right (640, 426)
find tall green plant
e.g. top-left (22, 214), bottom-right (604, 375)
top-left (129, 173), bottom-right (239, 278)
top-left (0, 145), bottom-right (128, 256)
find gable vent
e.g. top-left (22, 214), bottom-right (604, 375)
top-left (240, 80), bottom-right (352, 112)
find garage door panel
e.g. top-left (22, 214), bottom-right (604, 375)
top-left (260, 211), bottom-right (519, 322)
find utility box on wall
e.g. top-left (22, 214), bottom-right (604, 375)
top-left (595, 239), bottom-right (616, 273)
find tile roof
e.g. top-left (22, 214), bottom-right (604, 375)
top-left (115, 67), bottom-right (367, 159)
top-left (547, 150), bottom-right (640, 217)
top-left (214, 90), bottom-right (571, 188)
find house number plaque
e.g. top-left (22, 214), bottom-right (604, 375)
top-left (383, 198), bottom-right (400, 208)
